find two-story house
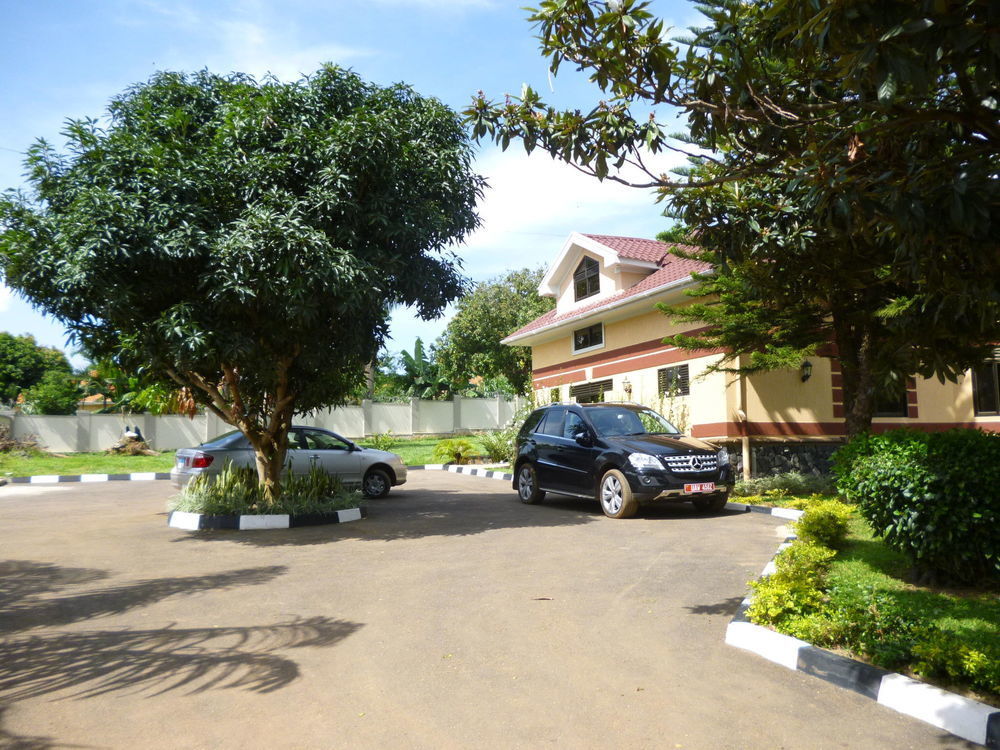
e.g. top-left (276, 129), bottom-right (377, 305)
top-left (502, 232), bottom-right (1000, 476)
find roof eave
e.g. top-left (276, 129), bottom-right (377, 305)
top-left (503, 271), bottom-right (708, 347)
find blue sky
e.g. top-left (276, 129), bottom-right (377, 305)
top-left (0, 0), bottom-right (699, 368)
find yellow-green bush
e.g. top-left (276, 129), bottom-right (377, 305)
top-left (793, 499), bottom-right (853, 549)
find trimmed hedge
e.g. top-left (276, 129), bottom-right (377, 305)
top-left (832, 429), bottom-right (1000, 584)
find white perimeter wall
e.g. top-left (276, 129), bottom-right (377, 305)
top-left (4, 396), bottom-right (521, 452)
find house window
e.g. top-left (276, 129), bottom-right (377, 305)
top-left (658, 364), bottom-right (690, 397)
top-left (573, 256), bottom-right (600, 301)
top-left (549, 387), bottom-right (561, 403)
top-left (973, 359), bottom-right (1000, 415)
top-left (873, 382), bottom-right (907, 418)
top-left (573, 323), bottom-right (603, 353)
top-left (571, 379), bottom-right (612, 404)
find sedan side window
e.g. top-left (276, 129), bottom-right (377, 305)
top-left (302, 429), bottom-right (349, 451)
top-left (286, 429), bottom-right (304, 450)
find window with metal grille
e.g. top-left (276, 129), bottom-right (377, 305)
top-left (571, 379), bottom-right (612, 404)
top-left (973, 353), bottom-right (1000, 415)
top-left (574, 256), bottom-right (600, 301)
top-left (658, 364), bottom-right (690, 397)
top-left (572, 323), bottom-right (603, 352)
top-left (549, 387), bottom-right (561, 403)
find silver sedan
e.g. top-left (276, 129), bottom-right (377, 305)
top-left (170, 426), bottom-right (407, 498)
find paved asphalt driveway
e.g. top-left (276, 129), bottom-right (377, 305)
top-left (0, 472), bottom-right (971, 749)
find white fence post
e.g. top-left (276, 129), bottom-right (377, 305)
top-left (451, 395), bottom-right (462, 434)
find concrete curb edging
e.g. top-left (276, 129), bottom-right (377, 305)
top-left (727, 537), bottom-right (1000, 747)
top-left (7, 472), bottom-right (172, 484)
top-left (167, 506), bottom-right (366, 531)
top-left (411, 464), bottom-right (514, 482)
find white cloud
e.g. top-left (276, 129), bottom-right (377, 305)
top-left (122, 0), bottom-right (373, 82)
top-left (456, 145), bottom-right (687, 279)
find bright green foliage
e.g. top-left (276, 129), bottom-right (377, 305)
top-left (0, 332), bottom-right (70, 405)
top-left (435, 267), bottom-right (554, 394)
top-left (367, 431), bottom-right (395, 452)
top-left (20, 370), bottom-right (80, 415)
top-left (794, 500), bottom-right (854, 550)
top-left (732, 472), bottom-right (834, 498)
top-left (833, 429), bottom-right (1000, 584)
top-left (747, 541), bottom-right (835, 625)
top-left (478, 430), bottom-right (514, 464)
top-left (466, 1), bottom-right (1000, 437)
top-left (398, 338), bottom-right (452, 400)
top-left (1, 66), bottom-right (482, 501)
top-left (432, 437), bottom-right (477, 465)
top-left (171, 463), bottom-right (360, 516)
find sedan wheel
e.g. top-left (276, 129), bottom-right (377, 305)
top-left (516, 463), bottom-right (544, 504)
top-left (599, 469), bottom-right (638, 519)
top-left (362, 468), bottom-right (391, 499)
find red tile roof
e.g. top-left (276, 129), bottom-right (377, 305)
top-left (505, 238), bottom-right (710, 341)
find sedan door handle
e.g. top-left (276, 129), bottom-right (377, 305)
top-left (309, 454), bottom-right (320, 460)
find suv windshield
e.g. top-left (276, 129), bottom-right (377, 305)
top-left (587, 407), bottom-right (680, 437)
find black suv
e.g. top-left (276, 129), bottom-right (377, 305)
top-left (513, 402), bottom-right (732, 518)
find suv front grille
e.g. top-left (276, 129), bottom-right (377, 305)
top-left (661, 454), bottom-right (718, 474)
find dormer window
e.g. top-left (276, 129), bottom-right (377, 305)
top-left (573, 256), bottom-right (600, 301)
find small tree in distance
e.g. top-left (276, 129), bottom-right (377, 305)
top-left (1, 66), bottom-right (482, 502)
top-left (435, 267), bottom-right (554, 394)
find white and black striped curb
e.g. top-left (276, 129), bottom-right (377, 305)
top-left (167, 506), bottom-right (366, 531)
top-left (408, 464), bottom-right (514, 481)
top-left (3, 465), bottom-right (512, 485)
top-left (725, 501), bottom-right (805, 520)
top-left (727, 537), bottom-right (1000, 747)
top-left (6, 472), bottom-right (172, 484)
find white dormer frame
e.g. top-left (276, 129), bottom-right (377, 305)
top-left (537, 232), bottom-right (660, 298)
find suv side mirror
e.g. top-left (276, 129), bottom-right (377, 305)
top-left (574, 431), bottom-right (593, 447)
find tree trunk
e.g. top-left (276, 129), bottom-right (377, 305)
top-left (253, 440), bottom-right (287, 506)
top-left (833, 315), bottom-right (876, 439)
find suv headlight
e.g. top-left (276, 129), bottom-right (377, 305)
top-left (628, 453), bottom-right (661, 470)
top-left (717, 447), bottom-right (729, 465)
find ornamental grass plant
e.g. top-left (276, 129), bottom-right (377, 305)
top-left (170, 463), bottom-right (361, 516)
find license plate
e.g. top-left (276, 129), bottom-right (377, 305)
top-left (684, 482), bottom-right (715, 494)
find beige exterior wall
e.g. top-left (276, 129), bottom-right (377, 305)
top-left (745, 359), bottom-right (836, 425)
top-left (532, 307), bottom-right (699, 371)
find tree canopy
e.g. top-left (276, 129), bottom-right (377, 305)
top-left (435, 267), bottom-right (554, 394)
top-left (0, 332), bottom-right (70, 406)
top-left (467, 0), bottom-right (1000, 435)
top-left (1, 66), bottom-right (482, 498)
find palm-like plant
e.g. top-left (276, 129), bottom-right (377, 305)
top-left (398, 339), bottom-right (452, 400)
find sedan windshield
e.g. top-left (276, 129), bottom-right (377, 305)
top-left (588, 407), bottom-right (680, 437)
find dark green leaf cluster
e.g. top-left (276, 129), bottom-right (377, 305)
top-left (0, 332), bottom-right (71, 405)
top-left (434, 267), bottom-right (554, 394)
top-left (1, 66), bottom-right (482, 494)
top-left (833, 429), bottom-right (1000, 584)
top-left (19, 370), bottom-right (81, 415)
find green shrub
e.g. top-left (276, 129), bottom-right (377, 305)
top-left (833, 429), bottom-right (1000, 584)
top-left (747, 541), bottom-right (835, 626)
top-left (794, 500), bottom-right (853, 549)
top-left (912, 630), bottom-right (1000, 696)
top-left (171, 463), bottom-right (361, 516)
top-left (368, 431), bottom-right (395, 452)
top-left (478, 430), bottom-right (514, 464)
top-left (432, 437), bottom-right (477, 465)
top-left (732, 471), bottom-right (834, 498)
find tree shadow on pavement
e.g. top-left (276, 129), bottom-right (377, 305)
top-left (684, 596), bottom-right (745, 616)
top-left (169, 486), bottom-right (601, 547)
top-left (0, 563), bottom-right (287, 635)
top-left (0, 560), bottom-right (363, 746)
top-left (0, 616), bottom-right (362, 701)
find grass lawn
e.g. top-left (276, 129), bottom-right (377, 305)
top-left (1, 451), bottom-right (177, 477)
top-left (765, 511), bottom-right (1000, 704)
top-left (355, 435), bottom-right (488, 466)
top-left (1, 434), bottom-right (497, 477)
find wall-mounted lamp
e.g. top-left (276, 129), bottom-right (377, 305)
top-left (622, 377), bottom-right (633, 397)
top-left (800, 360), bottom-right (813, 382)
